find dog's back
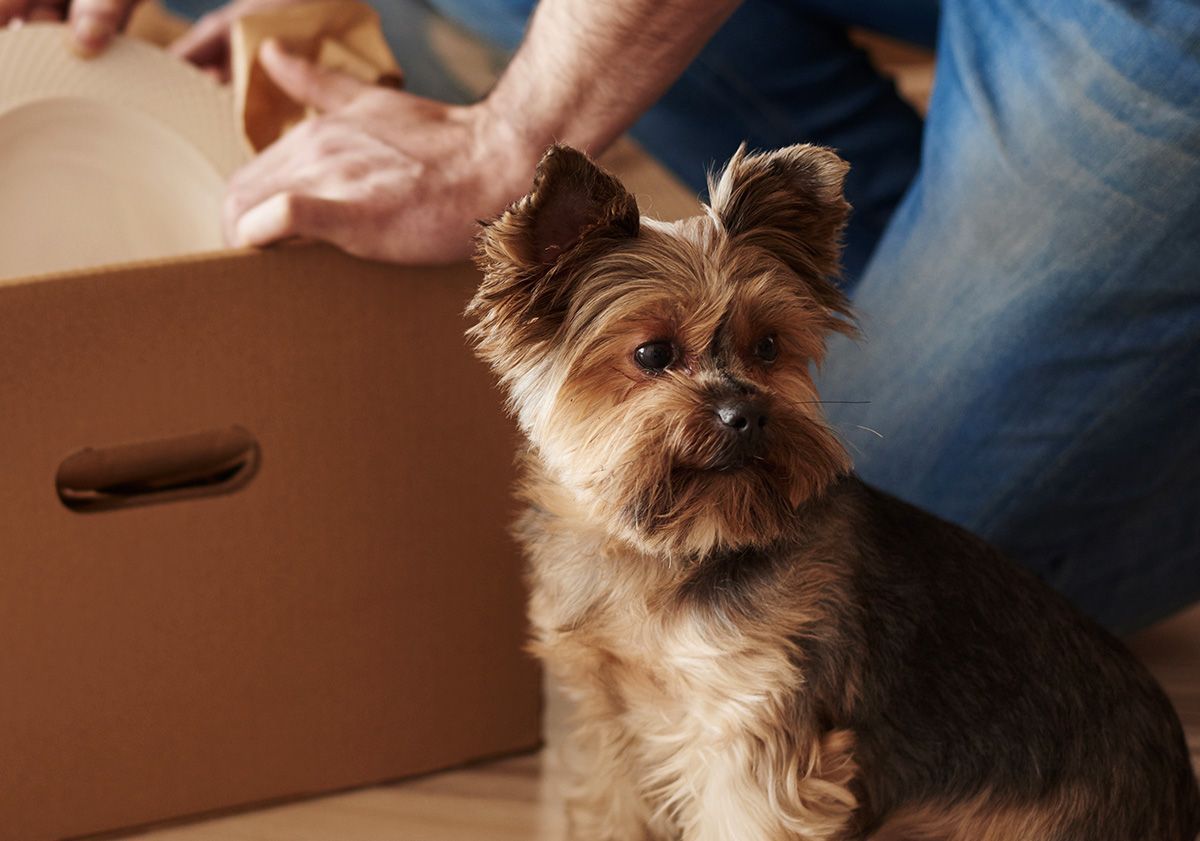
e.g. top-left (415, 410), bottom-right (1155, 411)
top-left (834, 479), bottom-right (1200, 840)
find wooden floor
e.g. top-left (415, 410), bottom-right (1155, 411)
top-left (116, 605), bottom-right (1200, 841)
top-left (116, 751), bottom-right (565, 841)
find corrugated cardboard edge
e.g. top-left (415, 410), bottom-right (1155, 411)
top-left (1, 243), bottom-right (351, 289)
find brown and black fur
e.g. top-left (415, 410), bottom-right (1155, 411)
top-left (466, 143), bottom-right (1200, 840)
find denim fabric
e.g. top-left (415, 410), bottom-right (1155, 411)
top-left (164, 0), bottom-right (1200, 631)
top-left (432, 0), bottom-right (1200, 631)
top-left (427, 0), bottom-right (935, 283)
top-left (817, 0), bottom-right (1200, 632)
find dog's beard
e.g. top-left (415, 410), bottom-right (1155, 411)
top-left (556, 402), bottom-right (848, 558)
top-left (622, 462), bottom-right (796, 556)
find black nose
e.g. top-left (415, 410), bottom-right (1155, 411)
top-left (715, 400), bottom-right (768, 439)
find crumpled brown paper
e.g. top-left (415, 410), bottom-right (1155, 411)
top-left (231, 0), bottom-right (402, 152)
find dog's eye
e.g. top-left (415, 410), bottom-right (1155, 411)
top-left (634, 341), bottom-right (676, 373)
top-left (755, 334), bottom-right (778, 363)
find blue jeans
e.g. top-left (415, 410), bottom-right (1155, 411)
top-left (168, 0), bottom-right (1200, 632)
top-left (434, 0), bottom-right (1200, 633)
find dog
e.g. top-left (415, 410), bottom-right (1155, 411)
top-left (466, 143), bottom-right (1200, 840)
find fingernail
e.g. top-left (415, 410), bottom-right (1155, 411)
top-left (236, 194), bottom-right (289, 247)
top-left (71, 15), bottom-right (110, 57)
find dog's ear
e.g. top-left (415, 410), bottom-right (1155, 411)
top-left (469, 145), bottom-right (639, 364)
top-left (482, 144), bottom-right (639, 270)
top-left (708, 144), bottom-right (852, 322)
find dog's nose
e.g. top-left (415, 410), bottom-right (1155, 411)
top-left (715, 400), bottom-right (767, 439)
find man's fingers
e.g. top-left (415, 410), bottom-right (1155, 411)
top-left (258, 38), bottom-right (365, 112)
top-left (68, 0), bottom-right (137, 57)
top-left (168, 9), bottom-right (229, 68)
top-left (233, 192), bottom-right (352, 249)
top-left (221, 132), bottom-right (309, 243)
top-left (232, 192), bottom-right (294, 246)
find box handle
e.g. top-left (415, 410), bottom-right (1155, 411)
top-left (56, 426), bottom-right (260, 513)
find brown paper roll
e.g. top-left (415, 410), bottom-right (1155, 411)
top-left (231, 0), bottom-right (402, 152)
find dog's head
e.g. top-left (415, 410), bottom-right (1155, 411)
top-left (467, 144), bottom-right (855, 556)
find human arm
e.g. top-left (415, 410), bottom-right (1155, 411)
top-left (483, 0), bottom-right (741, 157)
top-left (226, 0), bottom-right (743, 262)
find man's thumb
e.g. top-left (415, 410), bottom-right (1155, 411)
top-left (258, 38), bottom-right (366, 112)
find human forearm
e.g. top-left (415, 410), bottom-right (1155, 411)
top-left (226, 0), bottom-right (742, 263)
top-left (481, 0), bottom-right (742, 160)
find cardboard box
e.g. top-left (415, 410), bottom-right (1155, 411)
top-left (0, 245), bottom-right (541, 841)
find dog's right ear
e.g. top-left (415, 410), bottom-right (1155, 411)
top-left (481, 144), bottom-right (640, 270)
top-left (468, 145), bottom-right (639, 365)
top-left (708, 144), bottom-right (853, 334)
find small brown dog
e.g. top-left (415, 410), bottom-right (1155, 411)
top-left (466, 144), bottom-right (1200, 841)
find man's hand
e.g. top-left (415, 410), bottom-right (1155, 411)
top-left (167, 0), bottom-right (302, 80)
top-left (0, 0), bottom-right (139, 56)
top-left (225, 40), bottom-right (537, 264)
top-left (228, 0), bottom-right (740, 263)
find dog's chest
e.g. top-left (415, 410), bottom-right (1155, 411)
top-left (527, 528), bottom-right (802, 741)
top-left (537, 576), bottom-right (802, 826)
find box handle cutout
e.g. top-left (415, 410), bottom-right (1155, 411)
top-left (57, 426), bottom-right (260, 513)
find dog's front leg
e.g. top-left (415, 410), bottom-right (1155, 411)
top-left (557, 712), bottom-right (665, 841)
top-left (677, 766), bottom-right (804, 841)
top-left (680, 728), bottom-right (860, 841)
top-left (682, 781), bottom-right (857, 841)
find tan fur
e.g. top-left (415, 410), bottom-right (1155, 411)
top-left (520, 457), bottom-right (860, 840)
top-left (466, 145), bottom-right (1200, 841)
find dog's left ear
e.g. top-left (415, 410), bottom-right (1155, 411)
top-left (481, 144), bottom-right (640, 270)
top-left (709, 144), bottom-right (852, 321)
top-left (469, 144), bottom-right (640, 364)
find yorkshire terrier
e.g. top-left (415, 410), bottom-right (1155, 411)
top-left (466, 144), bottom-right (1200, 840)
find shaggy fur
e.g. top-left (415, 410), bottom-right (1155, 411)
top-left (466, 144), bottom-right (1200, 840)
